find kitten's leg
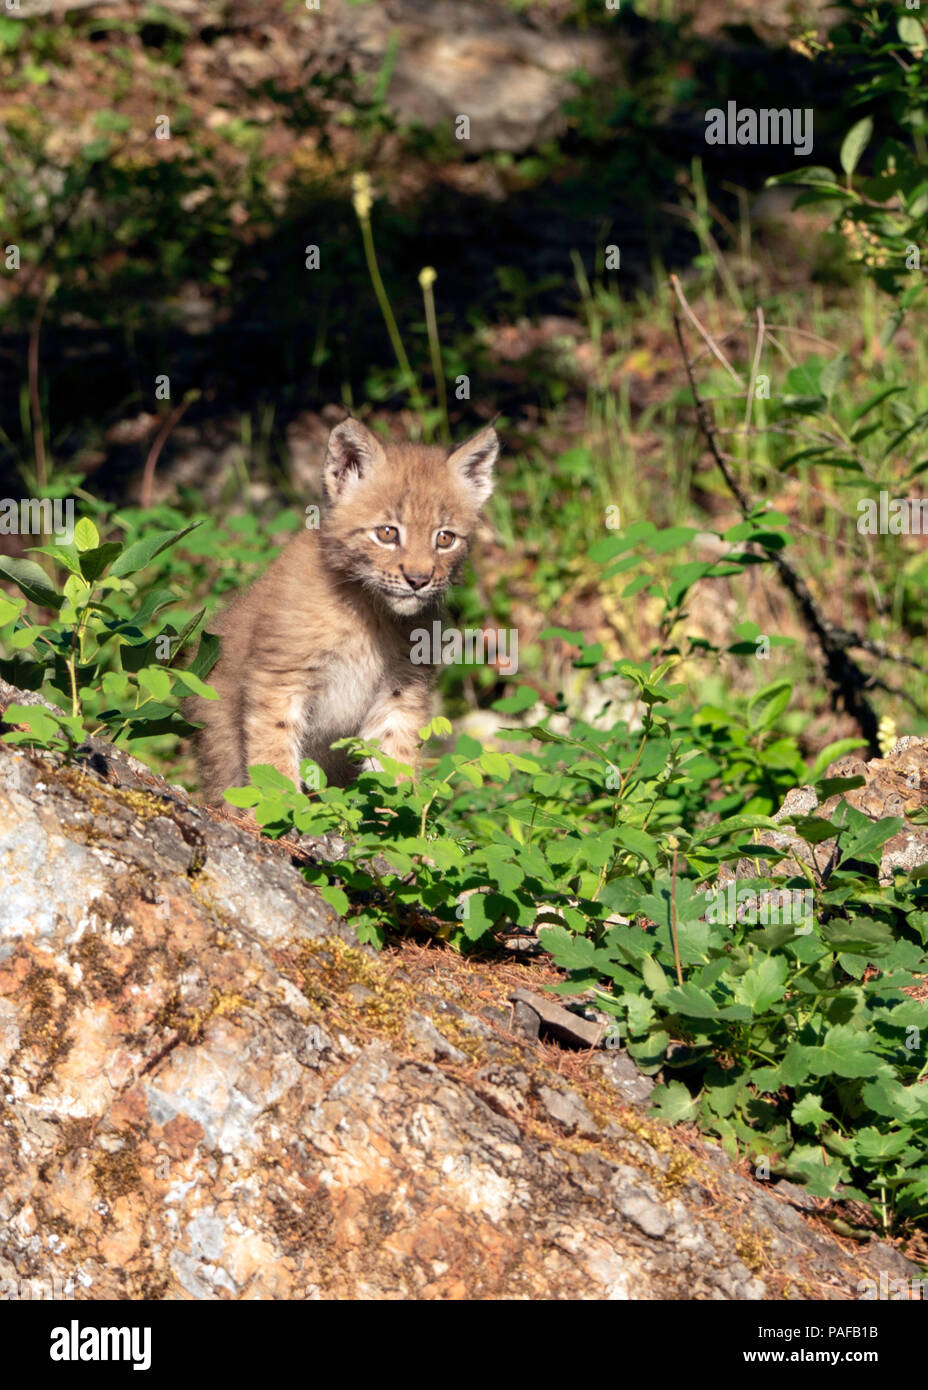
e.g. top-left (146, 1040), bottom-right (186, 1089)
top-left (242, 678), bottom-right (309, 788)
top-left (193, 694), bottom-right (242, 804)
top-left (357, 683), bottom-right (433, 774)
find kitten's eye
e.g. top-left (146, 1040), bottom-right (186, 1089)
top-left (373, 525), bottom-right (399, 544)
top-left (435, 530), bottom-right (456, 550)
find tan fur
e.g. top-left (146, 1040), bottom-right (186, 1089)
top-left (188, 418), bottom-right (499, 803)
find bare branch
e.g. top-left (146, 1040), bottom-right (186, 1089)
top-left (668, 273), bottom-right (901, 755)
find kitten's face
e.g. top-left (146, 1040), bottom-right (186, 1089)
top-left (321, 420), bottom-right (499, 616)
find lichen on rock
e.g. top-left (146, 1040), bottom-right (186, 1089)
top-left (0, 680), bottom-right (921, 1299)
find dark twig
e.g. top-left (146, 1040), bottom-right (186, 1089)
top-left (669, 274), bottom-right (891, 756)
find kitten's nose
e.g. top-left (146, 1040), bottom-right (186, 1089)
top-left (402, 569), bottom-right (431, 591)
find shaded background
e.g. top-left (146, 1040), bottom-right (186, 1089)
top-left (1, 0), bottom-right (925, 768)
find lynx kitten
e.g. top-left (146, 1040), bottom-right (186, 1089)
top-left (190, 417), bottom-right (499, 802)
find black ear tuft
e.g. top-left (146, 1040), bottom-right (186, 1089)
top-left (447, 425), bottom-right (500, 507)
top-left (323, 418), bottom-right (387, 499)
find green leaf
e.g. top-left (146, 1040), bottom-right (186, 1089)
top-left (109, 521), bottom-right (202, 578)
top-left (170, 667), bottom-right (218, 699)
top-left (187, 630), bottom-right (220, 681)
top-left (0, 556), bottom-right (64, 609)
top-left (248, 764), bottom-right (297, 793)
top-left (538, 626), bottom-right (587, 646)
top-left (63, 573), bottom-right (89, 606)
top-left (525, 724), bottom-right (601, 756)
top-left (820, 355), bottom-right (848, 399)
top-left (32, 542), bottom-right (81, 575)
top-left (459, 892), bottom-right (498, 942)
top-left (784, 359), bottom-right (823, 396)
top-left (165, 607), bottom-right (206, 666)
top-left (1, 702), bottom-right (82, 746)
top-left (820, 915), bottom-right (894, 956)
top-left (641, 953), bottom-right (670, 997)
top-left (0, 594), bottom-right (25, 625)
top-left (855, 1127), bottom-right (913, 1162)
top-left (318, 885), bottom-right (350, 916)
top-left (223, 786), bottom-right (261, 807)
top-left (599, 877), bottom-right (649, 916)
top-left (747, 679), bottom-right (791, 731)
top-left (898, 15), bottom-right (927, 53)
top-left (650, 1081), bottom-right (697, 1123)
top-left (102, 671), bottom-right (132, 701)
top-left (661, 982), bottom-right (718, 1019)
top-left (7, 625), bottom-right (42, 651)
top-left (688, 813), bottom-right (777, 847)
top-left (752, 1042), bottom-right (812, 1090)
top-left (733, 955), bottom-right (788, 1013)
top-left (73, 517), bottom-right (100, 551)
top-left (539, 925), bottom-right (601, 971)
top-left (839, 810), bottom-right (904, 867)
top-left (625, 992), bottom-right (655, 1035)
top-left (792, 1093), bottom-right (829, 1130)
top-left (881, 311), bottom-right (904, 351)
top-left (862, 1077), bottom-right (922, 1122)
top-left (840, 116), bottom-right (873, 177)
top-left (809, 738), bottom-right (867, 781)
top-left (781, 814), bottom-right (835, 846)
top-left (418, 715), bottom-right (453, 740)
top-left (137, 666), bottom-right (172, 702)
top-left (491, 685), bottom-right (538, 714)
top-left (479, 850), bottom-right (523, 891)
top-left (784, 1146), bottom-right (844, 1198)
top-left (78, 542), bottom-right (123, 584)
top-left (815, 776), bottom-right (865, 799)
top-left (122, 707), bottom-right (194, 739)
top-left (805, 1024), bottom-right (878, 1079)
top-left (134, 588), bottom-right (180, 627)
top-left (454, 762), bottom-right (484, 789)
top-left (650, 525), bottom-right (697, 554)
top-left (479, 750), bottom-right (511, 781)
top-left (850, 385), bottom-right (905, 424)
top-left (0, 16), bottom-right (23, 49)
top-left (253, 795), bottom-right (291, 827)
top-left (626, 1030), bottom-right (669, 1073)
top-left (587, 524), bottom-right (656, 564)
top-left (614, 825), bottom-right (659, 868)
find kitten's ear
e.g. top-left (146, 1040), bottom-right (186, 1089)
top-left (323, 418), bottom-right (387, 499)
top-left (448, 425), bottom-right (499, 507)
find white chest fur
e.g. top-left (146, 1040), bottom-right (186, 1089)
top-left (302, 638), bottom-right (389, 740)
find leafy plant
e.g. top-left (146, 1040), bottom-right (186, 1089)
top-left (769, 6), bottom-right (928, 320)
top-left (211, 618), bottom-right (928, 1237)
top-left (0, 515), bottom-right (217, 745)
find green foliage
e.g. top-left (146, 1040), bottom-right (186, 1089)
top-left (769, 7), bottom-right (928, 312)
top-left (0, 512), bottom-right (217, 745)
top-left (586, 787), bottom-right (928, 1233)
top-left (222, 635), bottom-right (928, 1234)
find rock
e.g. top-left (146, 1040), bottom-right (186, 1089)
top-left (404, 1010), bottom-right (468, 1064)
top-left (536, 1084), bottom-right (597, 1137)
top-left (509, 997), bottom-right (541, 1043)
top-left (619, 1193), bottom-right (673, 1240)
top-left (509, 987), bottom-right (604, 1049)
top-left (728, 738), bottom-right (928, 886)
top-left (594, 1049), bottom-right (655, 1107)
top-left (0, 679), bottom-right (922, 1299)
top-left (318, 0), bottom-right (614, 154)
